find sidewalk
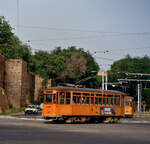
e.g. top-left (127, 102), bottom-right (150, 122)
top-left (121, 116), bottom-right (150, 124)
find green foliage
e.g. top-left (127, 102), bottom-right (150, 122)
top-left (142, 88), bottom-right (150, 110)
top-left (109, 55), bottom-right (150, 82)
top-left (33, 101), bottom-right (40, 105)
top-left (29, 46), bottom-right (100, 87)
top-left (9, 104), bottom-right (13, 109)
top-left (109, 55), bottom-right (150, 110)
top-left (0, 16), bottom-right (32, 63)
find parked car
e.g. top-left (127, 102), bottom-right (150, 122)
top-left (24, 105), bottom-right (38, 115)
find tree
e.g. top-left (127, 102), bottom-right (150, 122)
top-left (109, 55), bottom-right (150, 110)
top-left (0, 16), bottom-right (32, 63)
top-left (31, 46), bottom-right (100, 87)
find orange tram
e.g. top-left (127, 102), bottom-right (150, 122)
top-left (42, 86), bottom-right (126, 123)
top-left (124, 96), bottom-right (134, 118)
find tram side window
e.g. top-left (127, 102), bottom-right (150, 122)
top-left (91, 94), bottom-right (94, 105)
top-left (81, 97), bottom-right (86, 104)
top-left (125, 101), bottom-right (130, 106)
top-left (86, 97), bottom-right (90, 104)
top-left (95, 97), bottom-right (98, 105)
top-left (73, 96), bottom-right (76, 104)
top-left (103, 95), bottom-right (106, 105)
top-left (114, 95), bottom-right (120, 106)
top-left (66, 92), bottom-right (71, 104)
top-left (91, 97), bottom-right (94, 104)
top-left (53, 94), bottom-right (57, 104)
top-left (77, 96), bottom-right (81, 104)
top-left (105, 96), bottom-right (109, 105)
top-left (96, 94), bottom-right (102, 105)
top-left (107, 95), bottom-right (113, 105)
top-left (46, 94), bottom-right (52, 103)
top-left (83, 93), bottom-right (90, 104)
top-left (60, 92), bottom-right (65, 104)
top-left (99, 97), bottom-right (102, 105)
top-left (121, 95), bottom-right (124, 106)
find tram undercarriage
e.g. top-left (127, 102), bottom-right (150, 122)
top-left (44, 115), bottom-right (121, 123)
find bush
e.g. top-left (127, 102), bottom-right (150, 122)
top-left (9, 104), bottom-right (13, 109)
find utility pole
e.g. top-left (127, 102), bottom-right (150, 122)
top-left (102, 71), bottom-right (104, 90)
top-left (137, 83), bottom-right (142, 112)
top-left (105, 71), bottom-right (108, 90)
top-left (17, 0), bottom-right (20, 35)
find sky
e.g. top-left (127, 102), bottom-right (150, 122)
top-left (0, 0), bottom-right (150, 70)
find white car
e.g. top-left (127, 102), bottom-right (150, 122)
top-left (24, 105), bottom-right (38, 115)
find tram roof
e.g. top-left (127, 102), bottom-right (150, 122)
top-left (46, 86), bottom-right (125, 95)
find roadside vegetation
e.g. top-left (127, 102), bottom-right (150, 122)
top-left (0, 104), bottom-right (23, 115)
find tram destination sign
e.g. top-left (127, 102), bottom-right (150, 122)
top-left (100, 107), bottom-right (116, 115)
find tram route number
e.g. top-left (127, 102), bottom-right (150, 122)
top-left (100, 107), bottom-right (116, 115)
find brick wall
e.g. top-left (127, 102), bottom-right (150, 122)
top-left (0, 54), bottom-right (5, 88)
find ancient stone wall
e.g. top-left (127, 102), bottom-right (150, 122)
top-left (0, 54), bottom-right (5, 88)
top-left (20, 60), bottom-right (28, 107)
top-left (47, 79), bottom-right (52, 89)
top-left (5, 59), bottom-right (26, 108)
top-left (0, 87), bottom-right (9, 111)
top-left (34, 75), bottom-right (52, 102)
top-left (34, 75), bottom-right (44, 102)
top-left (25, 72), bottom-right (35, 104)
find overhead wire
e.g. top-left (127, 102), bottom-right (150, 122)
top-left (13, 24), bottom-right (150, 36)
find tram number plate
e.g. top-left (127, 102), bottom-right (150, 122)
top-left (100, 107), bottom-right (116, 115)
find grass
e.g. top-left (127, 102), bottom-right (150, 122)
top-left (134, 112), bottom-right (150, 117)
top-left (0, 108), bottom-right (23, 115)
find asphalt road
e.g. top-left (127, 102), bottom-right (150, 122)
top-left (0, 117), bottom-right (150, 144)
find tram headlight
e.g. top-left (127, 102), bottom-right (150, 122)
top-left (47, 109), bottom-right (50, 113)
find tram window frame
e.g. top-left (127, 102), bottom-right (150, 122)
top-left (107, 95), bottom-right (113, 105)
top-left (66, 92), bottom-right (71, 104)
top-left (105, 95), bottom-right (109, 105)
top-left (73, 96), bottom-right (76, 104)
top-left (77, 96), bottom-right (81, 104)
top-left (91, 94), bottom-right (94, 105)
top-left (53, 94), bottom-right (57, 104)
top-left (83, 93), bottom-right (90, 105)
top-left (103, 95), bottom-right (107, 105)
top-left (81, 96), bottom-right (86, 104)
top-left (125, 101), bottom-right (130, 106)
top-left (121, 95), bottom-right (124, 106)
top-left (114, 95), bottom-right (120, 106)
top-left (99, 97), bottom-right (102, 105)
top-left (91, 97), bottom-right (94, 105)
top-left (95, 97), bottom-right (98, 105)
top-left (86, 97), bottom-right (90, 104)
top-left (96, 94), bottom-right (102, 105)
top-left (46, 94), bottom-right (52, 103)
top-left (60, 92), bottom-right (65, 104)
